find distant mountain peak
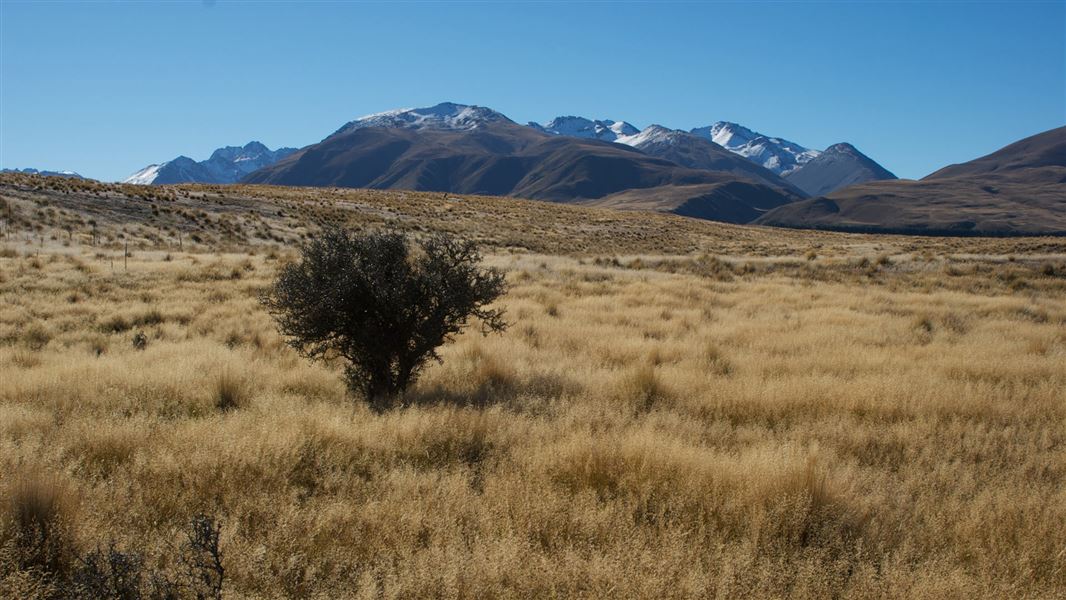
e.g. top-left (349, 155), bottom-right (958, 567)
top-left (615, 124), bottom-right (686, 147)
top-left (823, 142), bottom-right (859, 154)
top-left (333, 102), bottom-right (512, 137)
top-left (690, 121), bottom-right (820, 175)
top-left (123, 142), bottom-right (296, 185)
top-left (1, 167), bottom-right (86, 180)
top-left (531, 115), bottom-right (639, 142)
top-left (783, 141), bottom-right (896, 196)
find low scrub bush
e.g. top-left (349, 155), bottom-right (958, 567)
top-left (261, 229), bottom-right (507, 410)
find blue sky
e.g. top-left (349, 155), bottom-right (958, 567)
top-left (1, 1), bottom-right (1063, 182)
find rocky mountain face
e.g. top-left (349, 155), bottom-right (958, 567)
top-left (689, 122), bottom-right (821, 175)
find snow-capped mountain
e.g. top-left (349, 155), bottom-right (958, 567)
top-left (116, 102), bottom-right (894, 212)
top-left (123, 141), bottom-right (297, 185)
top-left (530, 116), bottom-right (639, 142)
top-left (614, 124), bottom-right (684, 147)
top-left (125, 157), bottom-right (205, 185)
top-left (690, 122), bottom-right (821, 175)
top-left (531, 116), bottom-right (823, 177)
top-left (612, 125), bottom-right (807, 195)
top-left (783, 142), bottom-right (897, 196)
top-left (331, 102), bottom-right (512, 137)
top-left (1, 167), bottom-right (86, 179)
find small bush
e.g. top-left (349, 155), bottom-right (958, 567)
top-left (261, 229), bottom-right (507, 410)
top-left (131, 331), bottom-right (148, 351)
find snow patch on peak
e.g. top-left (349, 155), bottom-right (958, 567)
top-left (123, 164), bottom-right (165, 185)
top-left (532, 116), bottom-right (639, 142)
top-left (615, 124), bottom-right (684, 147)
top-left (335, 102), bottom-right (511, 136)
top-left (608, 120), bottom-right (639, 138)
top-left (700, 122), bottom-right (758, 149)
top-left (691, 121), bottom-right (820, 175)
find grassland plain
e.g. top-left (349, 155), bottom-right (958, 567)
top-left (2, 174), bottom-right (1066, 598)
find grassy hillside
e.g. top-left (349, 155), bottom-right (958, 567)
top-left (2, 174), bottom-right (1066, 598)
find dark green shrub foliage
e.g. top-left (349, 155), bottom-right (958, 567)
top-left (261, 229), bottom-right (507, 409)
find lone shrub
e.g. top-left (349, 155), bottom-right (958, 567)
top-left (131, 331), bottom-right (148, 351)
top-left (261, 229), bottom-right (507, 410)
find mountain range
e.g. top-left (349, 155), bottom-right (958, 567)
top-left (112, 102), bottom-right (1063, 235)
top-left (1, 167), bottom-right (86, 179)
top-left (125, 104), bottom-right (894, 202)
top-left (243, 103), bottom-right (805, 223)
top-left (124, 141), bottom-right (296, 185)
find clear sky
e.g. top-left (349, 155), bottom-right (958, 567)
top-left (1, 1), bottom-right (1063, 182)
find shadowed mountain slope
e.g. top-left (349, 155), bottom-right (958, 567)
top-left (784, 143), bottom-right (897, 196)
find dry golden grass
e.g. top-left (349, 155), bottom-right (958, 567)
top-left (2, 176), bottom-right (1066, 597)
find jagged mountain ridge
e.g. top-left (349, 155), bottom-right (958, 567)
top-left (528, 116), bottom-right (640, 142)
top-left (611, 125), bottom-right (806, 195)
top-left (124, 141), bottom-right (296, 185)
top-left (535, 114), bottom-right (888, 192)
top-left (689, 122), bottom-right (821, 175)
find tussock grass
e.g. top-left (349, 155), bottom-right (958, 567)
top-left (214, 368), bottom-right (247, 412)
top-left (2, 472), bottom-right (78, 584)
top-left (2, 200), bottom-right (1066, 596)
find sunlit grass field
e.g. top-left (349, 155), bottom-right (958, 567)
top-left (2, 175), bottom-right (1065, 598)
